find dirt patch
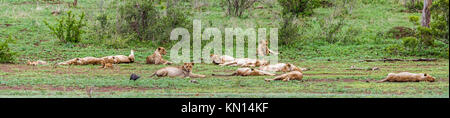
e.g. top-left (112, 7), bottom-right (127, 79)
top-left (0, 84), bottom-right (160, 92)
top-left (304, 78), bottom-right (358, 82)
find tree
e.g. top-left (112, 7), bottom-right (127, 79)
top-left (421, 0), bottom-right (432, 27)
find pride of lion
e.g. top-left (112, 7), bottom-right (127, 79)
top-left (27, 40), bottom-right (437, 83)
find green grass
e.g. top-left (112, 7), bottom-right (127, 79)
top-left (0, 0), bottom-right (448, 97)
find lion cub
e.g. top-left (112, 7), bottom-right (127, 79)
top-left (146, 47), bottom-right (172, 65)
top-left (150, 63), bottom-right (205, 78)
top-left (377, 72), bottom-right (436, 82)
top-left (265, 71), bottom-right (303, 82)
top-left (212, 68), bottom-right (275, 76)
top-left (257, 40), bottom-right (278, 56)
top-left (219, 58), bottom-right (269, 67)
top-left (27, 60), bottom-right (48, 66)
top-left (210, 54), bottom-right (235, 65)
top-left (102, 50), bottom-right (134, 64)
top-left (258, 63), bottom-right (303, 73)
top-left (100, 57), bottom-right (116, 69)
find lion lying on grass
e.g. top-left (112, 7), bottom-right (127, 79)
top-left (219, 58), bottom-right (269, 67)
top-left (102, 50), bottom-right (135, 64)
top-left (258, 63), bottom-right (305, 72)
top-left (150, 63), bottom-right (205, 78)
top-left (27, 60), bottom-right (48, 66)
top-left (377, 72), bottom-right (436, 82)
top-left (210, 54), bottom-right (235, 65)
top-left (99, 56), bottom-right (116, 69)
top-left (146, 47), bottom-right (172, 65)
top-left (212, 68), bottom-right (275, 76)
top-left (265, 71), bottom-right (303, 82)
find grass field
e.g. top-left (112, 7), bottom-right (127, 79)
top-left (0, 0), bottom-right (448, 98)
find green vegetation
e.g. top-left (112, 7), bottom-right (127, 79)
top-left (0, 0), bottom-right (448, 98)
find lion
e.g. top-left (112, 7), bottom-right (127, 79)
top-left (146, 47), bottom-right (172, 65)
top-left (102, 50), bottom-right (134, 64)
top-left (150, 63), bottom-right (205, 78)
top-left (377, 72), bottom-right (436, 83)
top-left (78, 57), bottom-right (104, 65)
top-left (56, 58), bottom-right (81, 65)
top-left (27, 60), bottom-right (48, 66)
top-left (100, 56), bottom-right (116, 69)
top-left (265, 71), bottom-right (303, 82)
top-left (212, 68), bottom-right (275, 76)
top-left (257, 40), bottom-right (278, 56)
top-left (210, 54), bottom-right (235, 65)
top-left (258, 63), bottom-right (304, 73)
top-left (219, 58), bottom-right (269, 67)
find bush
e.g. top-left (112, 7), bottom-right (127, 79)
top-left (409, 15), bottom-right (419, 25)
top-left (44, 11), bottom-right (86, 43)
top-left (0, 36), bottom-right (16, 63)
top-left (430, 0), bottom-right (449, 42)
top-left (222, 0), bottom-right (257, 17)
top-left (405, 0), bottom-right (423, 12)
top-left (118, 0), bottom-right (158, 41)
top-left (116, 0), bottom-right (191, 44)
top-left (386, 26), bottom-right (415, 39)
top-left (416, 26), bottom-right (434, 46)
top-left (278, 0), bottom-right (321, 16)
top-left (279, 15), bottom-right (301, 45)
top-left (402, 37), bottom-right (419, 49)
top-left (384, 44), bottom-right (405, 55)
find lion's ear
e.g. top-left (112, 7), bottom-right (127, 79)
top-left (424, 73), bottom-right (428, 76)
top-left (191, 63), bottom-right (195, 65)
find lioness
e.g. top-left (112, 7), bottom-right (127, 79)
top-left (377, 72), bottom-right (436, 82)
top-left (212, 68), bottom-right (275, 76)
top-left (27, 60), bottom-right (48, 66)
top-left (150, 63), bottom-right (205, 78)
top-left (146, 47), bottom-right (172, 65)
top-left (219, 58), bottom-right (269, 67)
top-left (258, 63), bottom-right (303, 72)
top-left (56, 58), bottom-right (81, 65)
top-left (102, 50), bottom-right (135, 64)
top-left (265, 71), bottom-right (303, 82)
top-left (100, 56), bottom-right (116, 69)
top-left (78, 57), bottom-right (104, 65)
top-left (257, 40), bottom-right (278, 56)
top-left (210, 54), bottom-right (235, 65)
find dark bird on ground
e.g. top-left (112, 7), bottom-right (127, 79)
top-left (130, 73), bottom-right (140, 81)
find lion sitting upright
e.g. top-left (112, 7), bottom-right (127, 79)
top-left (212, 68), bottom-right (275, 76)
top-left (265, 71), bottom-right (303, 82)
top-left (150, 63), bottom-right (205, 78)
top-left (146, 47), bottom-right (172, 65)
top-left (257, 40), bottom-right (278, 56)
top-left (377, 72), bottom-right (436, 82)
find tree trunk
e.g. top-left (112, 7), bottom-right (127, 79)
top-left (73, 0), bottom-right (78, 7)
top-left (421, 0), bottom-right (432, 27)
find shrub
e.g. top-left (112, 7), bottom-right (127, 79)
top-left (405, 0), bottom-right (423, 12)
top-left (278, 0), bottom-right (321, 16)
top-left (402, 37), bottom-right (419, 49)
top-left (279, 15), bottom-right (301, 45)
top-left (430, 0), bottom-right (449, 42)
top-left (222, 0), bottom-right (257, 17)
top-left (44, 11), bottom-right (86, 43)
top-left (409, 15), bottom-right (419, 25)
top-left (416, 26), bottom-right (434, 46)
top-left (386, 26), bottom-right (415, 39)
top-left (118, 0), bottom-right (158, 41)
top-left (116, 0), bottom-right (191, 44)
top-left (0, 36), bottom-right (16, 63)
top-left (384, 44), bottom-right (405, 55)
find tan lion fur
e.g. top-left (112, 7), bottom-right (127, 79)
top-left (150, 63), bottom-right (205, 78)
top-left (219, 58), bottom-right (269, 67)
top-left (146, 47), bottom-right (172, 65)
top-left (265, 71), bottom-right (303, 82)
top-left (27, 60), bottom-right (48, 66)
top-left (210, 54), bottom-right (235, 65)
top-left (377, 72), bottom-right (436, 82)
top-left (257, 40), bottom-right (278, 56)
top-left (258, 63), bottom-right (303, 73)
top-left (212, 68), bottom-right (275, 76)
